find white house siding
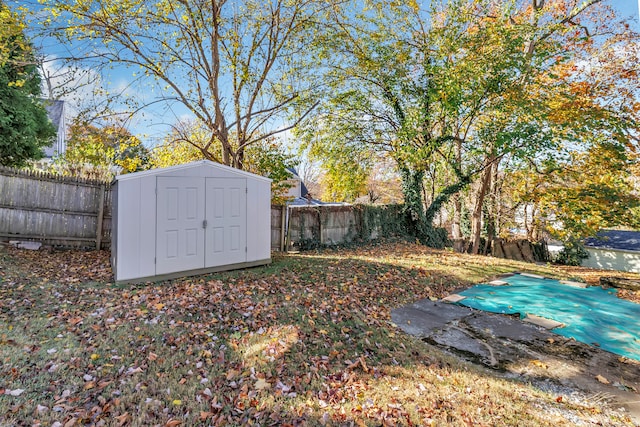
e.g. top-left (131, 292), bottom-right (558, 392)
top-left (581, 248), bottom-right (640, 273)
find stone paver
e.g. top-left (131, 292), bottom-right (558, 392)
top-left (392, 296), bottom-right (640, 424)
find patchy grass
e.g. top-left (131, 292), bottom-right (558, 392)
top-left (0, 241), bottom-right (638, 426)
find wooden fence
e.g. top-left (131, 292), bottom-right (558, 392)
top-left (0, 167), bottom-right (112, 250)
top-left (271, 204), bottom-right (404, 251)
top-left (0, 167), bottom-right (402, 252)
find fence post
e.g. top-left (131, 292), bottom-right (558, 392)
top-left (285, 206), bottom-right (293, 252)
top-left (279, 205), bottom-right (286, 251)
top-left (95, 184), bottom-right (106, 250)
top-left (318, 207), bottom-right (323, 245)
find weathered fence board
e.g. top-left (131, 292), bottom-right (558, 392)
top-left (277, 204), bottom-right (402, 251)
top-left (1, 166), bottom-right (399, 253)
top-left (0, 167), bottom-right (112, 249)
top-left (270, 205), bottom-right (285, 251)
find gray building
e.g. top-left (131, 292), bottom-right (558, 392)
top-left (43, 100), bottom-right (66, 158)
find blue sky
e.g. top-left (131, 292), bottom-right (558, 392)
top-left (618, 0), bottom-right (640, 23)
top-left (17, 0), bottom-right (640, 148)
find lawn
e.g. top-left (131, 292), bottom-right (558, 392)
top-left (0, 241), bottom-right (638, 426)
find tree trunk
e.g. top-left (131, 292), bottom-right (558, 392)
top-left (234, 148), bottom-right (245, 170)
top-left (222, 144), bottom-right (231, 166)
top-left (483, 160), bottom-right (500, 254)
top-left (451, 139), bottom-right (463, 239)
top-left (469, 160), bottom-right (493, 254)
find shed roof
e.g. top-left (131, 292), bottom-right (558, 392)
top-left (114, 160), bottom-right (271, 183)
top-left (584, 230), bottom-right (640, 252)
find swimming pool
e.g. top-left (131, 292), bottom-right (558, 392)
top-left (456, 273), bottom-right (640, 362)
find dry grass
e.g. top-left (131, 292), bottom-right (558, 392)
top-left (0, 241), bottom-right (637, 426)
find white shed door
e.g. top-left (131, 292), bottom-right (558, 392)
top-left (205, 178), bottom-right (247, 267)
top-left (156, 177), bottom-right (206, 275)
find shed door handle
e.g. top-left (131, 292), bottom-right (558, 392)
top-left (202, 219), bottom-right (208, 229)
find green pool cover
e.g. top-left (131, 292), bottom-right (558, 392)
top-left (457, 274), bottom-right (640, 362)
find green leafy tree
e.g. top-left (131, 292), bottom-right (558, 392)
top-left (0, 1), bottom-right (54, 167)
top-left (302, 0), bottom-right (638, 251)
top-left (57, 120), bottom-right (149, 178)
top-left (302, 125), bottom-right (371, 202)
top-left (508, 141), bottom-right (640, 242)
top-left (301, 0), bottom-right (539, 246)
top-left (466, 0), bottom-right (640, 254)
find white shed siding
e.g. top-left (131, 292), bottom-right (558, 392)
top-left (112, 161), bottom-right (271, 283)
top-left (115, 177), bottom-right (142, 281)
top-left (247, 178), bottom-right (271, 262)
top-left (139, 175), bottom-right (157, 278)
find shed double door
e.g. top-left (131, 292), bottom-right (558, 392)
top-left (156, 177), bottom-right (247, 275)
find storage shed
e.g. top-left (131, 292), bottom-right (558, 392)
top-left (111, 160), bottom-right (271, 283)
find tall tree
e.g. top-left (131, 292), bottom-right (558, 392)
top-left (478, 0), bottom-right (640, 250)
top-left (37, 0), bottom-right (334, 170)
top-left (301, 0), bottom-right (542, 246)
top-left (151, 119), bottom-right (297, 203)
top-left (0, 1), bottom-right (55, 167)
top-left (302, 0), bottom-right (639, 250)
top-left (466, 0), bottom-right (640, 253)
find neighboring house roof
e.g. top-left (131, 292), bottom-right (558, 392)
top-left (44, 100), bottom-right (65, 130)
top-left (584, 230), bottom-right (640, 252)
top-left (284, 167), bottom-right (348, 206)
top-left (287, 197), bottom-right (348, 207)
top-left (286, 167), bottom-right (310, 198)
top-left (288, 197), bottom-right (325, 206)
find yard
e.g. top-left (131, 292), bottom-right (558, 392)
top-left (1, 241), bottom-right (639, 426)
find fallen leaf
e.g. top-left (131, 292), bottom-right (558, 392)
top-left (115, 412), bottom-right (130, 426)
top-left (200, 411), bottom-right (214, 420)
top-left (5, 389), bottom-right (25, 396)
top-left (254, 378), bottom-right (270, 390)
top-left (595, 375), bottom-right (610, 384)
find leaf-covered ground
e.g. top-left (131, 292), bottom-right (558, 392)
top-left (0, 241), bottom-right (638, 426)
